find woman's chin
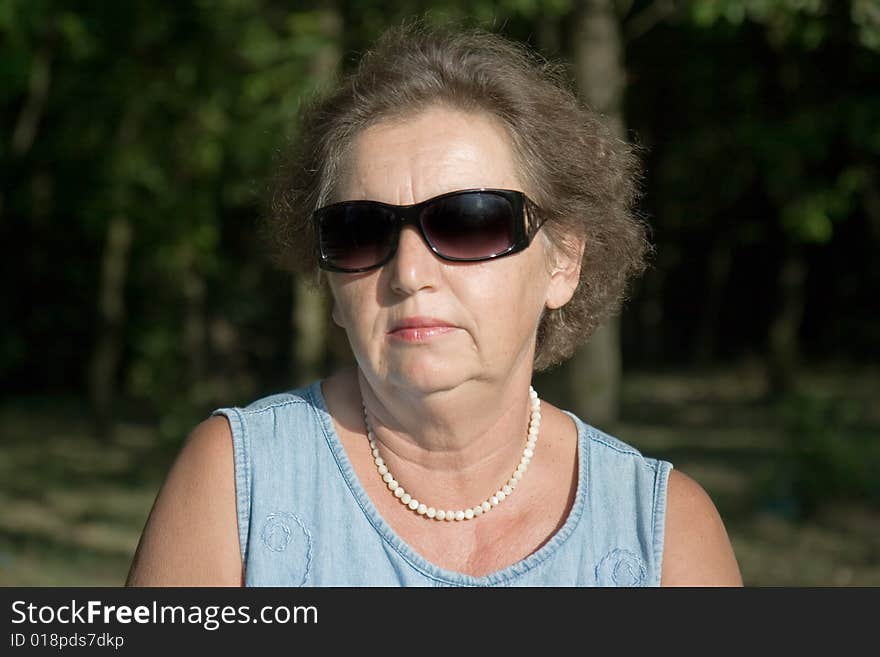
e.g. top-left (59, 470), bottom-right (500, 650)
top-left (381, 356), bottom-right (477, 395)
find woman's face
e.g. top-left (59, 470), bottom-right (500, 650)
top-left (327, 106), bottom-right (580, 394)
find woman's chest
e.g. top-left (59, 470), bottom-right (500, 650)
top-left (367, 487), bottom-right (567, 577)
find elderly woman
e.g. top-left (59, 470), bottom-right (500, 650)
top-left (127, 23), bottom-right (741, 587)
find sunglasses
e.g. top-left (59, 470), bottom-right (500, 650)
top-left (313, 188), bottom-right (545, 273)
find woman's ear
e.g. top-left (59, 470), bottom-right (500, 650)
top-left (545, 236), bottom-right (585, 310)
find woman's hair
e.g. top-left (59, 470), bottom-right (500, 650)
top-left (265, 19), bottom-right (649, 371)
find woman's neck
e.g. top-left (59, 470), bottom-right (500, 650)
top-left (353, 366), bottom-right (537, 509)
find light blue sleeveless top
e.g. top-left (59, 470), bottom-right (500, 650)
top-left (211, 380), bottom-right (673, 587)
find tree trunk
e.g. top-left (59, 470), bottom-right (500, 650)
top-left (574, 0), bottom-right (626, 138)
top-left (291, 6), bottom-right (341, 384)
top-left (293, 277), bottom-right (327, 386)
top-left (11, 29), bottom-right (52, 158)
top-left (4, 27), bottom-right (53, 220)
top-left (88, 110), bottom-right (139, 441)
top-left (565, 0), bottom-right (627, 427)
top-left (89, 215), bottom-right (133, 441)
top-left (767, 246), bottom-right (806, 397)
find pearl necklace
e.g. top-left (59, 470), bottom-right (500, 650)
top-left (362, 386), bottom-right (541, 521)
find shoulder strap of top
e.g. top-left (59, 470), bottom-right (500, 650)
top-left (210, 385), bottom-right (317, 566)
top-left (571, 414), bottom-right (673, 586)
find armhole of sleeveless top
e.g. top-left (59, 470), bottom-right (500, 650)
top-left (652, 459), bottom-right (674, 586)
top-left (210, 407), bottom-right (250, 567)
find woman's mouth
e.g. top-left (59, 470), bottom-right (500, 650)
top-left (388, 317), bottom-right (457, 343)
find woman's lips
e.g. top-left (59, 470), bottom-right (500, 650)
top-left (388, 326), bottom-right (457, 342)
top-left (388, 317), bottom-right (457, 343)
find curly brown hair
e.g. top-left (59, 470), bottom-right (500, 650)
top-left (264, 20), bottom-right (649, 371)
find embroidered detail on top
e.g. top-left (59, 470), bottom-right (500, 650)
top-left (260, 511), bottom-right (314, 586)
top-left (262, 514), bottom-right (293, 551)
top-left (595, 548), bottom-right (647, 587)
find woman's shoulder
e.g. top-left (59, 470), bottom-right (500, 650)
top-left (126, 413), bottom-right (242, 586)
top-left (565, 411), bottom-right (669, 475)
top-left (561, 412), bottom-right (741, 586)
top-left (213, 378), bottom-right (351, 452)
top-left (660, 469), bottom-right (743, 586)
top-left (219, 381), bottom-right (321, 415)
top-left (127, 379), bottom-right (328, 586)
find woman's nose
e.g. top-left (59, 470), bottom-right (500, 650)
top-left (387, 224), bottom-right (441, 295)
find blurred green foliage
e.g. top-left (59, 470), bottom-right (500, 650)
top-left (756, 392), bottom-right (880, 519)
top-left (2, 0), bottom-right (879, 443)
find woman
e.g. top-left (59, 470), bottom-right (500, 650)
top-left (126, 22), bottom-right (742, 586)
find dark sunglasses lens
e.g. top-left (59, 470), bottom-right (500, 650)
top-left (318, 205), bottom-right (397, 271)
top-left (421, 193), bottom-right (516, 259)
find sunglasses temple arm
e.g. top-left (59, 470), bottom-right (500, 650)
top-left (526, 199), bottom-right (544, 235)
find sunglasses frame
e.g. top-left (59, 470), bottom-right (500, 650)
top-left (314, 188), bottom-right (544, 273)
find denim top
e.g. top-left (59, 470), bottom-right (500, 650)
top-left (211, 380), bottom-right (673, 587)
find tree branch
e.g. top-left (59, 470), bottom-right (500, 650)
top-left (623, 0), bottom-right (678, 42)
top-left (11, 38), bottom-right (53, 158)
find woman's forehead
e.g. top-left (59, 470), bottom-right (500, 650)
top-left (338, 107), bottom-right (526, 205)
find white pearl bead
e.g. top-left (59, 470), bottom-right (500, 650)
top-left (427, 507), bottom-right (436, 519)
top-left (523, 448), bottom-right (534, 459)
top-left (502, 485), bottom-right (512, 495)
top-left (408, 499), bottom-right (419, 510)
top-left (508, 478), bottom-right (518, 488)
top-left (388, 480), bottom-right (398, 491)
top-left (436, 510), bottom-right (446, 521)
top-left (372, 448), bottom-right (380, 458)
top-left (382, 472), bottom-right (393, 483)
top-left (513, 471), bottom-right (523, 481)
top-left (378, 464), bottom-right (388, 475)
top-left (481, 501), bottom-right (491, 512)
top-left (473, 506), bottom-right (483, 516)
top-left (497, 490), bottom-right (507, 501)
top-left (464, 509), bottom-right (474, 520)
top-left (374, 456), bottom-right (385, 467)
top-left (454, 510), bottom-right (465, 521)
top-left (445, 511), bottom-right (455, 521)
top-left (394, 487), bottom-right (406, 498)
top-left (417, 503), bottom-right (427, 514)
top-left (490, 496), bottom-right (499, 506)
top-left (401, 493), bottom-right (411, 504)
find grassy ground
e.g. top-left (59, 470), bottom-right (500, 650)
top-left (1, 365), bottom-right (878, 586)
top-left (615, 364), bottom-right (880, 586)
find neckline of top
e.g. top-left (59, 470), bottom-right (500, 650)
top-left (307, 379), bottom-right (591, 587)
